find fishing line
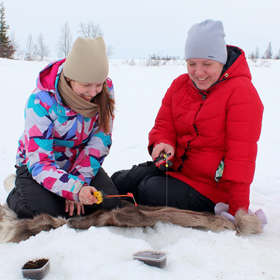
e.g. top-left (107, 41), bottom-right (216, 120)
top-left (165, 154), bottom-right (169, 207)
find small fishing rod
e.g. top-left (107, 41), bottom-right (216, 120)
top-left (93, 153), bottom-right (172, 208)
top-left (153, 153), bottom-right (173, 207)
top-left (93, 190), bottom-right (138, 206)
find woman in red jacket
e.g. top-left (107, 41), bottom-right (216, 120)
top-left (112, 19), bottom-right (264, 217)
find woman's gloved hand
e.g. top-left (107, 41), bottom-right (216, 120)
top-left (214, 202), bottom-right (268, 227)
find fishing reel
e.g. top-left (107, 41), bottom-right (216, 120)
top-left (153, 153), bottom-right (173, 171)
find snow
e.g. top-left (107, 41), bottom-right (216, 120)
top-left (0, 58), bottom-right (280, 279)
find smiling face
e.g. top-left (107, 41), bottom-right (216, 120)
top-left (69, 81), bottom-right (104, 101)
top-left (187, 59), bottom-right (224, 90)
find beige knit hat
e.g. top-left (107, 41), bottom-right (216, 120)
top-left (63, 37), bottom-right (109, 83)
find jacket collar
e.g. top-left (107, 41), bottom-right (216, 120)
top-left (189, 45), bottom-right (249, 96)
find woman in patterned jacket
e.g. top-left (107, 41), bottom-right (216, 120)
top-left (7, 37), bottom-right (121, 218)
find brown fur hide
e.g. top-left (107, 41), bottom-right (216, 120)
top-left (0, 201), bottom-right (263, 243)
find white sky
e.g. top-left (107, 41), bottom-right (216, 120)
top-left (4, 0), bottom-right (280, 59)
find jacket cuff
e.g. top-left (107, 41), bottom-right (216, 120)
top-left (148, 140), bottom-right (176, 155)
top-left (72, 181), bottom-right (87, 202)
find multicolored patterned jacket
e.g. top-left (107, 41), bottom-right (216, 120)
top-left (16, 59), bottom-right (114, 202)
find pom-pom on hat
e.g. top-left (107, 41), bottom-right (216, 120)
top-left (184, 19), bottom-right (227, 65)
top-left (63, 37), bottom-right (109, 83)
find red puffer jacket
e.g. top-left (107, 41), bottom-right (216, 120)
top-left (149, 46), bottom-right (264, 215)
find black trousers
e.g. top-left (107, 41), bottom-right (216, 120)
top-left (111, 161), bottom-right (215, 212)
top-left (7, 166), bottom-right (122, 219)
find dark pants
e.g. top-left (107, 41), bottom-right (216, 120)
top-left (7, 166), bottom-right (122, 219)
top-left (111, 161), bottom-right (215, 212)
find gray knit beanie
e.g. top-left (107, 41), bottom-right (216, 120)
top-left (184, 19), bottom-right (227, 64)
top-left (63, 37), bottom-right (109, 83)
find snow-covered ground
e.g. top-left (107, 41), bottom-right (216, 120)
top-left (0, 58), bottom-right (279, 279)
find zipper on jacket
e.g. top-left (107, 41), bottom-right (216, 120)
top-left (199, 92), bottom-right (207, 100)
top-left (80, 119), bottom-right (85, 143)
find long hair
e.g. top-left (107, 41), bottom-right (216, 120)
top-left (92, 81), bottom-right (115, 134)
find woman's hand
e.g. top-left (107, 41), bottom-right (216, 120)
top-left (78, 185), bottom-right (99, 205)
top-left (151, 142), bottom-right (175, 160)
top-left (65, 200), bottom-right (85, 216)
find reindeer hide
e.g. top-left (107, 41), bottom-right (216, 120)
top-left (0, 201), bottom-right (263, 243)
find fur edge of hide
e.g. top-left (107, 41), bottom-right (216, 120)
top-left (0, 203), bottom-right (263, 243)
top-left (0, 204), bottom-right (66, 243)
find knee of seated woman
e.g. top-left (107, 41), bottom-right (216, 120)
top-left (102, 197), bottom-right (122, 210)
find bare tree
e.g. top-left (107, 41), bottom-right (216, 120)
top-left (249, 50), bottom-right (256, 62)
top-left (78, 21), bottom-right (113, 58)
top-left (274, 49), bottom-right (280, 60)
top-left (249, 47), bottom-right (260, 62)
top-left (25, 34), bottom-right (37, 61)
top-left (78, 21), bottom-right (103, 38)
top-left (106, 45), bottom-right (113, 58)
top-left (264, 42), bottom-right (273, 59)
top-left (254, 47), bottom-right (259, 59)
top-left (36, 33), bottom-right (49, 61)
top-left (57, 21), bottom-right (72, 57)
top-left (10, 31), bottom-right (22, 59)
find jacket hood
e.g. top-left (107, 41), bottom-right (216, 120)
top-left (221, 45), bottom-right (252, 81)
top-left (188, 45), bottom-right (252, 94)
top-left (36, 58), bottom-right (66, 93)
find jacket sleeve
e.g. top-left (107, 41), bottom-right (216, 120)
top-left (23, 93), bottom-right (84, 202)
top-left (222, 82), bottom-right (263, 215)
top-left (148, 79), bottom-right (179, 153)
